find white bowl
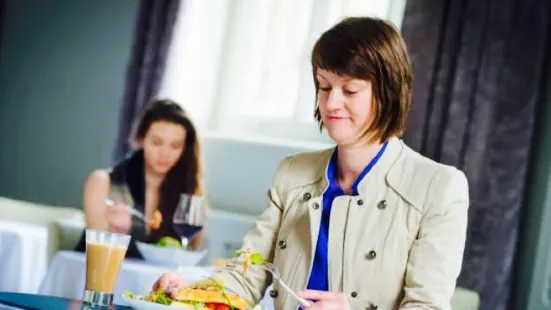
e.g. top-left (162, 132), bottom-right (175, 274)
top-left (136, 241), bottom-right (207, 267)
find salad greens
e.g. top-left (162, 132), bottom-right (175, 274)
top-left (149, 291), bottom-right (172, 305)
top-left (122, 290), bottom-right (134, 299)
top-left (155, 236), bottom-right (182, 248)
top-left (124, 289), bottom-right (172, 305)
top-left (233, 250), bottom-right (266, 275)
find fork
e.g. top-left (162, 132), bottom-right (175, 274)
top-left (225, 261), bottom-right (312, 307)
top-left (104, 199), bottom-right (152, 225)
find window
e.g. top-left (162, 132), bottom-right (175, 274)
top-left (160, 0), bottom-right (407, 144)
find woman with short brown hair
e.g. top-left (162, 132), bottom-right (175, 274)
top-left (155, 17), bottom-right (468, 310)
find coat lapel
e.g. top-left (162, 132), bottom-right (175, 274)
top-left (355, 137), bottom-right (403, 196)
top-left (327, 196), bottom-right (351, 291)
top-left (304, 150), bottom-right (332, 285)
top-left (307, 195), bottom-right (323, 265)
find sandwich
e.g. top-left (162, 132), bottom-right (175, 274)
top-left (139, 277), bottom-right (252, 310)
top-left (170, 288), bottom-right (249, 309)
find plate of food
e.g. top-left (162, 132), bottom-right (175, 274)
top-left (122, 250), bottom-right (271, 310)
top-left (122, 278), bottom-right (263, 310)
top-left (136, 237), bottom-right (207, 267)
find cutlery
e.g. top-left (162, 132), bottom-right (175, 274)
top-left (224, 261), bottom-right (311, 307)
top-left (104, 199), bottom-right (152, 225)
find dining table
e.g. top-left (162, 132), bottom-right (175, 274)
top-left (39, 251), bottom-right (213, 306)
top-left (39, 251), bottom-right (275, 309)
top-left (0, 220), bottom-right (49, 294)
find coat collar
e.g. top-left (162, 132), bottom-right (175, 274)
top-left (356, 136), bottom-right (403, 195)
top-left (309, 137), bottom-right (404, 196)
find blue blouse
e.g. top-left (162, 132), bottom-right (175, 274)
top-left (305, 141), bottom-right (388, 292)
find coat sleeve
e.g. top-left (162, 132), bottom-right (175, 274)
top-left (399, 168), bottom-right (470, 310)
top-left (210, 156), bottom-right (293, 305)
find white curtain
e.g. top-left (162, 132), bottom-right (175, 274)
top-left (160, 0), bottom-right (407, 143)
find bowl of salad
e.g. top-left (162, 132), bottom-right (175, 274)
top-left (136, 237), bottom-right (207, 267)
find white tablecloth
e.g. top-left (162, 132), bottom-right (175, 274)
top-left (39, 251), bottom-right (274, 309)
top-left (0, 220), bottom-right (49, 294)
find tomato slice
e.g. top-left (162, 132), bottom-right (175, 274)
top-left (204, 303), bottom-right (231, 310)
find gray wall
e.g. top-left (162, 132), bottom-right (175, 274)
top-left (0, 0), bottom-right (328, 216)
top-left (0, 0), bottom-right (138, 208)
top-left (201, 136), bottom-right (327, 215)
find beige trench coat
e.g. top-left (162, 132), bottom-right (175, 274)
top-left (216, 137), bottom-right (469, 310)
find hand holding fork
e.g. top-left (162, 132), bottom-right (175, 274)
top-left (223, 261), bottom-right (312, 308)
top-left (104, 199), bottom-right (162, 230)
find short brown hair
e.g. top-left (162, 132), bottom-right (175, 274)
top-left (312, 16), bottom-right (413, 143)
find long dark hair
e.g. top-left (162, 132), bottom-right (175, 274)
top-left (132, 99), bottom-right (204, 239)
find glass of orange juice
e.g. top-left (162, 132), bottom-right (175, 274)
top-left (83, 229), bottom-right (130, 307)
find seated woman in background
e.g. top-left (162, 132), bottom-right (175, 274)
top-left (75, 99), bottom-right (209, 258)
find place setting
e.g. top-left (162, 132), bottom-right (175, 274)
top-left (0, 187), bottom-right (279, 310)
top-left (76, 193), bottom-right (278, 309)
top-left (121, 250), bottom-right (286, 310)
top-left (134, 194), bottom-right (208, 268)
top-left (9, 194), bottom-right (222, 309)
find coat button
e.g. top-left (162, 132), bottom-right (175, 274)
top-left (312, 202), bottom-right (320, 210)
top-left (351, 291), bottom-right (358, 298)
top-left (269, 289), bottom-right (278, 298)
top-left (278, 240), bottom-right (287, 249)
top-left (377, 200), bottom-right (387, 210)
top-left (357, 199), bottom-right (364, 206)
top-left (303, 192), bottom-right (312, 201)
top-left (366, 250), bottom-right (377, 260)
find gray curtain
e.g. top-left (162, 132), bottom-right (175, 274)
top-left (0, 0), bottom-right (4, 46)
top-left (400, 1), bottom-right (551, 309)
top-left (113, 0), bottom-right (180, 159)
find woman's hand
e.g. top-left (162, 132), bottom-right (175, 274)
top-left (297, 290), bottom-right (351, 310)
top-left (106, 201), bottom-right (132, 234)
top-left (152, 272), bottom-right (187, 298)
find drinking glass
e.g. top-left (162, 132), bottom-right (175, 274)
top-left (173, 194), bottom-right (205, 249)
top-left (83, 229), bottom-right (130, 307)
